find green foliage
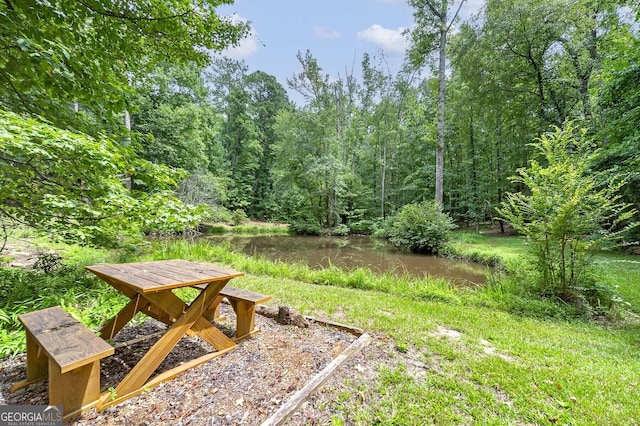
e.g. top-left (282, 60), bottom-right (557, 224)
top-left (0, 109), bottom-right (208, 246)
top-left (497, 123), bottom-right (636, 308)
top-left (0, 265), bottom-right (126, 357)
top-left (387, 200), bottom-right (456, 254)
top-left (0, 0), bottom-right (248, 132)
top-left (230, 209), bottom-right (249, 226)
top-left (289, 221), bottom-right (322, 236)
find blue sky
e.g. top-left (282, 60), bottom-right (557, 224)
top-left (216, 0), bottom-right (484, 104)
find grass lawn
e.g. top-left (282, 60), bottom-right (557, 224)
top-left (236, 274), bottom-right (640, 424)
top-left (1, 232), bottom-right (639, 424)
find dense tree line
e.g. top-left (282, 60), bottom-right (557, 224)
top-left (1, 0), bottom-right (638, 245)
top-left (125, 0), bottom-right (638, 239)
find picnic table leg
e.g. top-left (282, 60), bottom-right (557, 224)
top-left (97, 280), bottom-right (236, 408)
top-left (145, 287), bottom-right (233, 349)
top-left (99, 294), bottom-right (150, 340)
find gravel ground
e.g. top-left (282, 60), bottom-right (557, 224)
top-left (0, 304), bottom-right (397, 425)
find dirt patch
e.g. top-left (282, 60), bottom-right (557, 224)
top-left (0, 304), bottom-right (396, 425)
top-left (0, 238), bottom-right (60, 269)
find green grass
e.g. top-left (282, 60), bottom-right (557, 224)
top-left (451, 231), bottom-right (529, 265)
top-left (1, 233), bottom-right (639, 424)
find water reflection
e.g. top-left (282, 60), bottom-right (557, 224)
top-left (204, 235), bottom-right (488, 285)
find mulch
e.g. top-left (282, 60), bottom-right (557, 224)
top-left (0, 304), bottom-right (396, 425)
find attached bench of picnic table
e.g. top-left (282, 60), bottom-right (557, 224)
top-left (10, 306), bottom-right (114, 420)
top-left (194, 285), bottom-right (272, 340)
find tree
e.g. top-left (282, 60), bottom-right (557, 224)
top-left (0, 109), bottom-right (208, 246)
top-left (497, 123), bottom-right (635, 307)
top-left (281, 51), bottom-right (354, 228)
top-left (592, 18), bottom-right (640, 241)
top-left (1, 0), bottom-right (248, 133)
top-left (133, 63), bottom-right (220, 172)
top-left (408, 0), bottom-right (466, 206)
top-left (244, 71), bottom-right (290, 218)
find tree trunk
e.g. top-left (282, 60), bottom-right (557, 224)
top-left (124, 109), bottom-right (132, 190)
top-left (435, 19), bottom-right (447, 207)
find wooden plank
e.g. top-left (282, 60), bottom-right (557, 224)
top-left (87, 261), bottom-right (243, 293)
top-left (18, 307), bottom-right (114, 373)
top-left (228, 299), bottom-right (257, 339)
top-left (162, 259), bottom-right (243, 279)
top-left (303, 316), bottom-right (365, 337)
top-left (104, 263), bottom-right (185, 286)
top-left (260, 333), bottom-right (372, 426)
top-left (49, 358), bottom-right (102, 420)
top-left (190, 317), bottom-right (237, 350)
top-left (125, 259), bottom-right (243, 283)
top-left (125, 263), bottom-right (216, 283)
top-left (86, 265), bottom-right (170, 293)
top-left (130, 261), bottom-right (221, 281)
top-left (221, 287), bottom-right (272, 304)
top-left (192, 285), bottom-right (272, 304)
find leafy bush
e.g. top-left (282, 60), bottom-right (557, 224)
top-left (330, 224), bottom-right (350, 236)
top-left (497, 123), bottom-right (636, 309)
top-left (387, 200), bottom-right (456, 254)
top-left (289, 221), bottom-right (322, 236)
top-left (230, 209), bottom-right (249, 226)
top-left (0, 109), bottom-right (206, 247)
top-left (349, 220), bottom-right (376, 234)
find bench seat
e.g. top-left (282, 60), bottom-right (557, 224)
top-left (11, 306), bottom-right (114, 420)
top-left (194, 285), bottom-right (271, 340)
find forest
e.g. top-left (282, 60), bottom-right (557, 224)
top-left (1, 0), bottom-right (638, 246)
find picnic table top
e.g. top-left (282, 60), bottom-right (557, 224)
top-left (85, 259), bottom-right (244, 294)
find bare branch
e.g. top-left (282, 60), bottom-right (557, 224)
top-left (446, 0), bottom-right (467, 33)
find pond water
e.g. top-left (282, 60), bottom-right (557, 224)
top-left (204, 235), bottom-right (489, 285)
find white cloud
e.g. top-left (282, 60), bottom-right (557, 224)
top-left (313, 26), bottom-right (341, 39)
top-left (220, 14), bottom-right (260, 60)
top-left (357, 24), bottom-right (408, 55)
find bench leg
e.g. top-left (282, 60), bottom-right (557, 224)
top-left (229, 300), bottom-right (257, 340)
top-left (203, 295), bottom-right (224, 322)
top-left (10, 330), bottom-right (48, 392)
top-left (49, 359), bottom-right (102, 421)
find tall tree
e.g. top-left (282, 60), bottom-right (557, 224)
top-left (408, 0), bottom-right (466, 206)
top-left (244, 71), bottom-right (290, 218)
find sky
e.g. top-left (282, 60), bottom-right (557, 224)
top-left (215, 0), bottom-right (485, 104)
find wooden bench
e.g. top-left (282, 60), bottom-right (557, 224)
top-left (194, 285), bottom-right (271, 340)
top-left (10, 306), bottom-right (114, 420)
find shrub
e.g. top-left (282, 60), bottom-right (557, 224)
top-left (387, 200), bottom-right (456, 254)
top-left (230, 209), bottom-right (249, 226)
top-left (289, 221), bottom-right (322, 236)
top-left (497, 123), bottom-right (636, 308)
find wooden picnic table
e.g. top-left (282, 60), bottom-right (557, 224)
top-left (85, 259), bottom-right (244, 410)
